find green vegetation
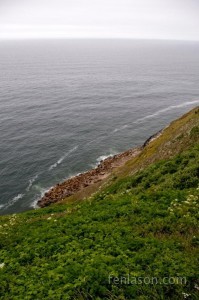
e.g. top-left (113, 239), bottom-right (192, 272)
top-left (190, 126), bottom-right (199, 138)
top-left (0, 108), bottom-right (199, 299)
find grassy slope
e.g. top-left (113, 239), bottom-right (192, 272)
top-left (66, 107), bottom-right (199, 204)
top-left (0, 108), bottom-right (199, 300)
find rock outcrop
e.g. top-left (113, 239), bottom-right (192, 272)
top-left (37, 147), bottom-right (141, 207)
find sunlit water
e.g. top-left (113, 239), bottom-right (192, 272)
top-left (0, 39), bottom-right (199, 215)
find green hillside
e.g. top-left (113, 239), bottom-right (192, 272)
top-left (0, 108), bottom-right (199, 300)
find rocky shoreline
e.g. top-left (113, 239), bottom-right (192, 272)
top-left (37, 147), bottom-right (141, 207)
top-left (37, 129), bottom-right (163, 208)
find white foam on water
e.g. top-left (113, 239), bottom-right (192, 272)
top-left (112, 124), bottom-right (128, 133)
top-left (30, 199), bottom-right (40, 209)
top-left (89, 154), bottom-right (115, 169)
top-left (0, 204), bottom-right (5, 210)
top-left (27, 100), bottom-right (199, 211)
top-left (86, 136), bottom-right (104, 146)
top-left (96, 150), bottom-right (118, 165)
top-left (26, 174), bottom-right (39, 191)
top-left (134, 100), bottom-right (199, 124)
top-left (4, 194), bottom-right (24, 210)
top-left (30, 186), bottom-right (53, 209)
top-left (86, 125), bottom-right (128, 147)
top-left (67, 172), bottom-right (82, 179)
top-left (35, 186), bottom-right (52, 197)
top-left (49, 146), bottom-right (79, 171)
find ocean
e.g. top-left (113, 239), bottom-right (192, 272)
top-left (0, 39), bottom-right (199, 215)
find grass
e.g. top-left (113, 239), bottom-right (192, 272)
top-left (0, 107), bottom-right (199, 299)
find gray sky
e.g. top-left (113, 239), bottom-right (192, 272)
top-left (0, 0), bottom-right (199, 40)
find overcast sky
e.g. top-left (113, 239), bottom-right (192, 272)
top-left (0, 0), bottom-right (199, 40)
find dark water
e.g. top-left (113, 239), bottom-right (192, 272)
top-left (0, 39), bottom-right (199, 215)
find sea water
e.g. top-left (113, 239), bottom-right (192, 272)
top-left (0, 39), bottom-right (199, 214)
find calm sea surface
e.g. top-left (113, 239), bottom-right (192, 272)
top-left (0, 39), bottom-right (199, 215)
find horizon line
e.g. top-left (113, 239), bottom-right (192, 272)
top-left (0, 37), bottom-right (199, 42)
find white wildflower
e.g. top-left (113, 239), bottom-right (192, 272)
top-left (47, 217), bottom-right (52, 220)
top-left (0, 263), bottom-right (5, 269)
top-left (194, 284), bottom-right (199, 290)
top-left (182, 292), bottom-right (191, 299)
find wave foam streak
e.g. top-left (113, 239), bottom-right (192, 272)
top-left (26, 174), bottom-right (39, 191)
top-left (3, 194), bottom-right (24, 210)
top-left (134, 100), bottom-right (199, 124)
top-left (49, 146), bottom-right (79, 171)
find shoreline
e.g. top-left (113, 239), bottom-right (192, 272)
top-left (37, 129), bottom-right (163, 208)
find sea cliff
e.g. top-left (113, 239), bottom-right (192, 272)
top-left (0, 107), bottom-right (199, 300)
top-left (37, 129), bottom-right (165, 208)
top-left (38, 107), bottom-right (199, 208)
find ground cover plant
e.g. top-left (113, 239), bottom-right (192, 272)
top-left (0, 143), bottom-right (198, 300)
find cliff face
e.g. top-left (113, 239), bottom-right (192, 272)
top-left (38, 106), bottom-right (199, 208)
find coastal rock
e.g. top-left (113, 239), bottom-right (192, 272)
top-left (37, 147), bottom-right (141, 208)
